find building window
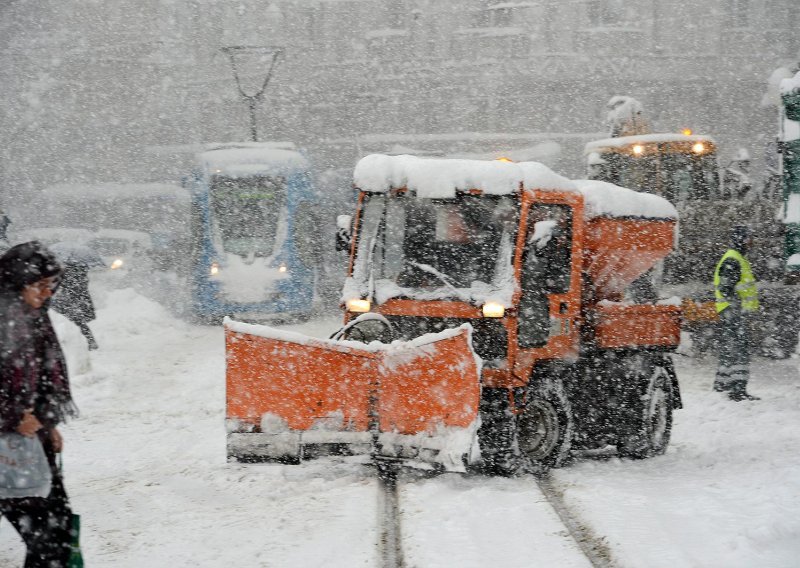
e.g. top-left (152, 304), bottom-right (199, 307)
top-left (586, 0), bottom-right (625, 27)
top-left (730, 0), bottom-right (750, 28)
top-left (387, 0), bottom-right (406, 29)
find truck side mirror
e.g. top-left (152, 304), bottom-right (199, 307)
top-left (336, 214), bottom-right (352, 252)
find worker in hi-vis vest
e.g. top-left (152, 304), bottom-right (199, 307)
top-left (713, 225), bottom-right (760, 401)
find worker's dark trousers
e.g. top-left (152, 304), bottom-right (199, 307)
top-left (714, 307), bottom-right (750, 393)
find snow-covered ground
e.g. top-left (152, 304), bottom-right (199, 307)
top-left (1, 284), bottom-right (798, 567)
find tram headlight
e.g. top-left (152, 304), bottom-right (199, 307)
top-left (346, 298), bottom-right (371, 313)
top-left (210, 262), bottom-right (220, 276)
top-left (278, 264), bottom-right (288, 273)
top-left (110, 258), bottom-right (124, 270)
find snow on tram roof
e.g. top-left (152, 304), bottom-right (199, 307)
top-left (198, 142), bottom-right (309, 177)
top-left (353, 153), bottom-right (575, 198)
top-left (353, 153), bottom-right (677, 221)
top-left (584, 132), bottom-right (717, 153)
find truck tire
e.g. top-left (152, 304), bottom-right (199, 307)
top-left (517, 376), bottom-right (573, 474)
top-left (617, 362), bottom-right (673, 459)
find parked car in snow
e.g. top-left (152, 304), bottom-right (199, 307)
top-left (13, 227), bottom-right (95, 248)
top-left (87, 229), bottom-right (153, 275)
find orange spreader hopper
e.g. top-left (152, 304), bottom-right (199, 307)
top-left (225, 321), bottom-right (481, 469)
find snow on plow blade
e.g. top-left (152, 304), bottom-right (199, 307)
top-left (225, 320), bottom-right (481, 470)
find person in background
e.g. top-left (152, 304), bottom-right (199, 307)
top-left (0, 241), bottom-right (78, 566)
top-left (50, 258), bottom-right (99, 350)
top-left (713, 225), bottom-right (760, 401)
top-left (0, 210), bottom-right (10, 253)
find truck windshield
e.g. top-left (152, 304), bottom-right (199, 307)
top-left (210, 175), bottom-right (285, 257)
top-left (352, 193), bottom-right (518, 301)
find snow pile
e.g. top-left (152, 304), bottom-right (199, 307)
top-left (50, 310), bottom-right (91, 376)
top-left (605, 95), bottom-right (650, 137)
top-left (573, 179), bottom-right (678, 220)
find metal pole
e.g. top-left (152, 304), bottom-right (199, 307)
top-left (248, 96), bottom-right (259, 142)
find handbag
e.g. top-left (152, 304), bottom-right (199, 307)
top-left (68, 511), bottom-right (84, 568)
top-left (56, 456), bottom-right (84, 568)
top-left (0, 432), bottom-right (52, 498)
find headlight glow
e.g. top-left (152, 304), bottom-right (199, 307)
top-left (632, 144), bottom-right (644, 155)
top-left (110, 258), bottom-right (124, 270)
top-left (346, 299), bottom-right (371, 313)
top-left (278, 264), bottom-right (288, 273)
top-left (692, 142), bottom-right (706, 154)
top-left (482, 302), bottom-right (505, 318)
top-left (210, 262), bottom-right (219, 276)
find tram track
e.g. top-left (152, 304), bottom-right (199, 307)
top-left (374, 464), bottom-right (616, 568)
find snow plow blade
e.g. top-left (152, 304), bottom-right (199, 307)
top-left (225, 320), bottom-right (481, 470)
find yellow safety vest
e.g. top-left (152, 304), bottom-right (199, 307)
top-left (714, 249), bottom-right (759, 313)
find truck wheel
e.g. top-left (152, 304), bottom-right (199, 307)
top-left (517, 377), bottom-right (573, 474)
top-left (617, 363), bottom-right (673, 459)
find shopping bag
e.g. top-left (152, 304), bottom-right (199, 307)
top-left (0, 433), bottom-right (52, 498)
top-left (68, 512), bottom-right (84, 568)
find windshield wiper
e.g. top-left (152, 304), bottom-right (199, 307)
top-left (407, 261), bottom-right (471, 302)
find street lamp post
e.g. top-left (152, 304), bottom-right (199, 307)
top-left (221, 46), bottom-right (284, 142)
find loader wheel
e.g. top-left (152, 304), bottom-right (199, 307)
top-left (517, 377), bottom-right (573, 475)
top-left (617, 363), bottom-right (673, 459)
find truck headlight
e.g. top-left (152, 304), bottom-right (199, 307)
top-left (346, 298), bottom-right (371, 313)
top-left (482, 302), bottom-right (505, 318)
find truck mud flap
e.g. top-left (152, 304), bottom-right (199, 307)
top-left (224, 320), bottom-right (481, 470)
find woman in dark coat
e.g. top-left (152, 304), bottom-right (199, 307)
top-left (0, 241), bottom-right (78, 567)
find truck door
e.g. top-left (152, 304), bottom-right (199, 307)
top-left (515, 201), bottom-right (581, 372)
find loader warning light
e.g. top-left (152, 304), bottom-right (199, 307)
top-left (495, 157), bottom-right (513, 163)
top-left (346, 298), bottom-right (371, 313)
top-left (682, 128), bottom-right (693, 136)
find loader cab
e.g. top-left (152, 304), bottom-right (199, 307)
top-left (585, 134), bottom-right (720, 205)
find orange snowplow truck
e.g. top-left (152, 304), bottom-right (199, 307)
top-left (226, 155), bottom-right (682, 474)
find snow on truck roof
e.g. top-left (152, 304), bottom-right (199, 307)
top-left (584, 133), bottom-right (717, 153)
top-left (573, 180), bottom-right (677, 220)
top-left (198, 143), bottom-right (309, 178)
top-left (353, 154), bottom-right (677, 220)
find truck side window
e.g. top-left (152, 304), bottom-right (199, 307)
top-left (518, 204), bottom-right (573, 349)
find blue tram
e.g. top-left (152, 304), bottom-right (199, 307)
top-left (185, 142), bottom-right (319, 321)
